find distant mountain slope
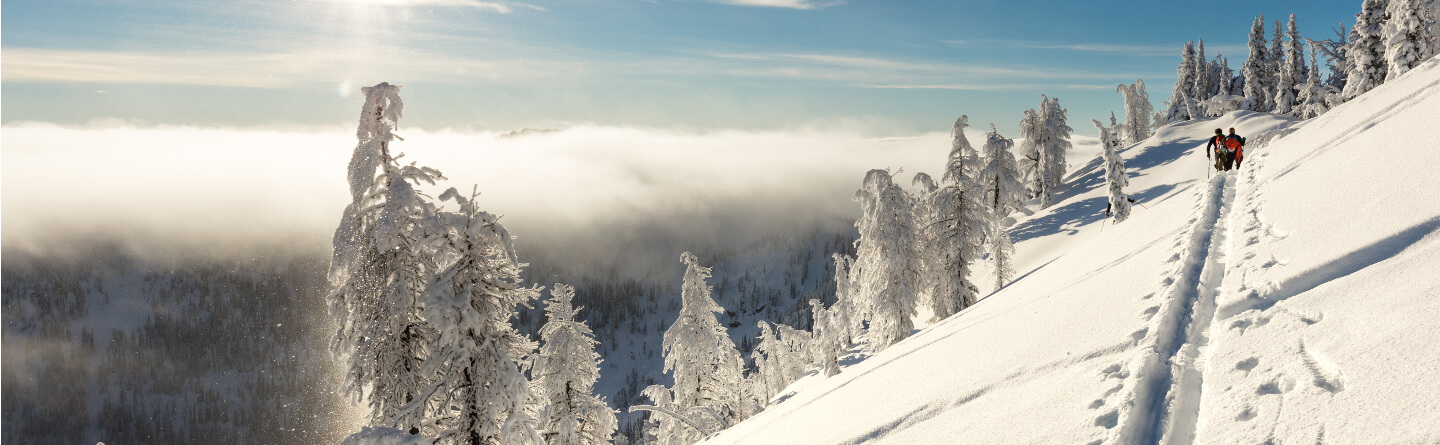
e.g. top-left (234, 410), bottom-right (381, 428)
top-left (704, 56), bottom-right (1440, 445)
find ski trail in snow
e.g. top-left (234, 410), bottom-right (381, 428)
top-left (1157, 172), bottom-right (1234, 445)
top-left (1110, 170), bottom-right (1235, 445)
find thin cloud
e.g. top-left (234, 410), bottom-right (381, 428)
top-left (943, 39), bottom-right (1245, 58)
top-left (325, 0), bottom-right (523, 13)
top-left (869, 83), bottom-right (1117, 91)
top-left (709, 0), bottom-right (842, 10)
top-left (1, 47), bottom-right (582, 88)
top-left (700, 51), bottom-right (1150, 83)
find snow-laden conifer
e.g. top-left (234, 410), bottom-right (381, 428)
top-left (416, 189), bottom-right (543, 445)
top-left (1384, 0), bottom-right (1432, 80)
top-left (645, 252), bottom-right (746, 445)
top-left (920, 116), bottom-right (990, 320)
top-left (979, 125), bottom-right (1022, 290)
top-left (1274, 14), bottom-right (1306, 116)
top-left (1193, 40), bottom-right (1213, 104)
top-left (1345, 0), bottom-right (1390, 100)
top-left (535, 283), bottom-right (618, 445)
top-left (827, 253), bottom-right (863, 348)
top-left (851, 169), bottom-right (919, 351)
top-left (327, 82), bottom-right (445, 431)
top-left (1242, 16), bottom-right (1273, 111)
top-left (1114, 80), bottom-right (1153, 145)
top-left (1165, 41), bottom-right (1199, 122)
top-left (1093, 119), bottom-right (1131, 224)
top-left (1022, 96), bottom-right (1072, 208)
top-left (808, 297), bottom-right (843, 377)
top-left (751, 321), bottom-right (812, 397)
top-left (1297, 47), bottom-right (1332, 119)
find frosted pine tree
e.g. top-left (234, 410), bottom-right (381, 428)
top-left (1216, 56), bottom-right (1235, 99)
top-left (922, 116), bottom-right (989, 320)
top-left (1242, 16), bottom-right (1272, 111)
top-left (775, 324), bottom-right (812, 380)
top-left (1384, 0), bottom-right (1431, 80)
top-left (751, 321), bottom-right (784, 403)
top-left (1297, 47), bottom-right (1332, 119)
top-left (1193, 40), bottom-right (1212, 104)
top-left (1093, 119), bottom-right (1131, 223)
top-left (1274, 14), bottom-right (1305, 116)
top-left (1018, 109), bottom-right (1041, 198)
top-left (808, 298), bottom-right (842, 377)
top-left (535, 283), bottom-right (618, 445)
top-left (417, 189), bottom-right (543, 445)
top-left (1018, 99), bottom-right (1072, 208)
top-left (978, 125), bottom-right (1022, 291)
top-left (1345, 0), bottom-right (1390, 100)
top-left (1165, 41), bottom-right (1199, 122)
top-left (851, 169), bottom-right (919, 351)
top-left (1114, 80), bottom-right (1153, 145)
top-left (1033, 96), bottom-right (1072, 208)
top-left (646, 252), bottom-right (746, 445)
top-left (327, 82), bottom-right (444, 431)
top-left (909, 172), bottom-right (941, 314)
top-left (828, 253), bottom-right (863, 348)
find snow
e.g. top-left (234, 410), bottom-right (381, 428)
top-left (702, 55), bottom-right (1440, 444)
top-left (339, 427), bottom-right (431, 445)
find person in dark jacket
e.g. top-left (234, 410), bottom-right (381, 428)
top-left (1205, 128), bottom-right (1227, 171)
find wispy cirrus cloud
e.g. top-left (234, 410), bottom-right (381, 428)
top-left (0, 47), bottom-right (581, 88)
top-left (323, 0), bottom-right (542, 14)
top-left (709, 0), bottom-right (842, 10)
top-left (943, 39), bottom-right (1245, 58)
top-left (698, 51), bottom-right (1152, 88)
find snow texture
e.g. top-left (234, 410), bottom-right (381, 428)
top-left (700, 54), bottom-right (1440, 445)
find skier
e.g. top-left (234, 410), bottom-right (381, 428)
top-left (1225, 128), bottom-right (1246, 169)
top-left (1205, 128), bottom-right (1228, 171)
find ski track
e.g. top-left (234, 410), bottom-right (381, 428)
top-left (1106, 165), bottom-right (1237, 445)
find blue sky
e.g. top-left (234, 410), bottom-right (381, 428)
top-left (2, 0), bottom-right (1360, 135)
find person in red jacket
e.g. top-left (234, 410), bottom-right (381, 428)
top-left (1226, 128), bottom-right (1247, 169)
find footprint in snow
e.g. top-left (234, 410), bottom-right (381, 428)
top-left (1235, 357), bottom-right (1260, 375)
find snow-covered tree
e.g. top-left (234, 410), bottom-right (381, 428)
top-left (827, 253), bottom-right (863, 348)
top-left (1385, 0), bottom-right (1432, 80)
top-left (851, 169), bottom-right (919, 351)
top-left (978, 124), bottom-right (1022, 291)
top-left (417, 189), bottom-right (543, 445)
top-left (1274, 14), bottom-right (1306, 116)
top-left (327, 82), bottom-right (445, 431)
top-left (1215, 56), bottom-right (1235, 99)
top-left (1345, 0), bottom-right (1390, 100)
top-left (917, 116), bottom-right (990, 320)
top-left (753, 320), bottom-right (813, 403)
top-left (1093, 119), bottom-right (1131, 223)
top-left (645, 252), bottom-right (746, 445)
top-left (1115, 80), bottom-right (1153, 145)
top-left (1165, 41), bottom-right (1199, 122)
top-left (1020, 96), bottom-right (1072, 208)
top-left (535, 283), bottom-right (617, 445)
top-left (808, 297), bottom-right (843, 377)
top-left (1297, 47), bottom-right (1332, 119)
top-left (1243, 17), bottom-right (1272, 111)
top-left (1194, 40), bottom-right (1212, 104)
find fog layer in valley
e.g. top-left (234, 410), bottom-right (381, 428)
top-left (3, 122), bottom-right (1041, 270)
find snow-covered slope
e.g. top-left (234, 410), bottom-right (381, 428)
top-left (703, 56), bottom-right (1440, 445)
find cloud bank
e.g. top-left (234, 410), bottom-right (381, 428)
top-left (2, 123), bottom-right (967, 269)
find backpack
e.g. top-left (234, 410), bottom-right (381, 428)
top-left (1224, 134), bottom-right (1243, 150)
